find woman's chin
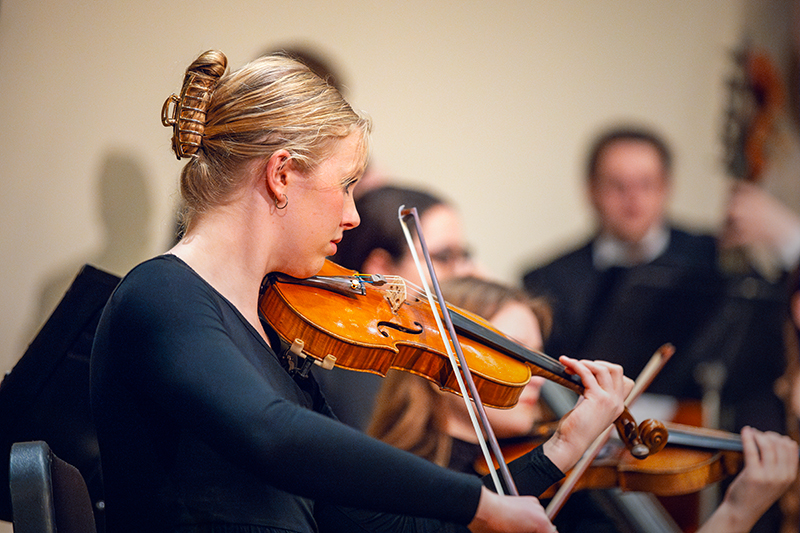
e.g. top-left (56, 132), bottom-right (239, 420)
top-left (278, 261), bottom-right (323, 279)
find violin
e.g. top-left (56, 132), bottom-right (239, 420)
top-left (721, 46), bottom-right (788, 278)
top-left (724, 47), bottom-right (785, 184)
top-left (475, 421), bottom-right (749, 497)
top-left (259, 259), bottom-right (668, 459)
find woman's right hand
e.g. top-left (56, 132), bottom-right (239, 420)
top-left (468, 486), bottom-right (555, 533)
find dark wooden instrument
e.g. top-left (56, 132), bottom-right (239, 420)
top-left (475, 421), bottom-right (753, 497)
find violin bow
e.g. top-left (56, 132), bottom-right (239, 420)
top-left (398, 206), bottom-right (518, 496)
top-left (545, 343), bottom-right (675, 519)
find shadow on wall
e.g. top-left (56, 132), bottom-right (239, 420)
top-left (2, 149), bottom-right (154, 531)
top-left (25, 149), bottom-right (154, 346)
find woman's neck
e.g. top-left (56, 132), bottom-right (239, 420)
top-left (170, 207), bottom-right (274, 336)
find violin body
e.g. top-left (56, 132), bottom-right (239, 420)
top-left (260, 260), bottom-right (531, 408)
top-left (476, 421), bottom-right (747, 497)
top-left (540, 444), bottom-right (740, 498)
top-left (260, 259), bottom-right (667, 458)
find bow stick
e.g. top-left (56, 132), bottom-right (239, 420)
top-left (546, 343), bottom-right (675, 518)
top-left (398, 206), bottom-right (517, 496)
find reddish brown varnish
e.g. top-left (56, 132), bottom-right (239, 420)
top-left (475, 421), bottom-right (746, 497)
top-left (259, 259), bottom-right (668, 458)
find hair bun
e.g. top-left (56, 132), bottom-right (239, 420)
top-left (161, 50), bottom-right (228, 159)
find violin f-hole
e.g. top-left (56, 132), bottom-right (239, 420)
top-left (377, 320), bottom-right (424, 337)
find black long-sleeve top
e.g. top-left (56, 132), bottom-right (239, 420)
top-left (91, 255), bottom-right (562, 533)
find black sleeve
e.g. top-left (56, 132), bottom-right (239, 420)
top-left (315, 503), bottom-right (470, 533)
top-left (105, 267), bottom-right (483, 525)
top-left (482, 446), bottom-right (564, 497)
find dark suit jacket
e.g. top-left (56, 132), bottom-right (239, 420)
top-left (523, 228), bottom-right (716, 369)
top-left (522, 227), bottom-right (788, 431)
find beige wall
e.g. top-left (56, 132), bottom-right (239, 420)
top-left (0, 0), bottom-right (756, 529)
top-left (0, 0), bottom-right (747, 381)
top-left (0, 4), bottom-right (750, 525)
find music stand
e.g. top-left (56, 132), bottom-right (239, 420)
top-left (0, 265), bottom-right (119, 531)
top-left (580, 263), bottom-right (788, 430)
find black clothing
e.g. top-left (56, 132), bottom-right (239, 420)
top-left (523, 228), bottom-right (719, 398)
top-left (524, 228), bottom-right (791, 533)
top-left (313, 366), bottom-right (383, 431)
top-left (447, 438), bottom-right (621, 533)
top-left (314, 444), bottom-right (563, 532)
top-left (91, 255), bottom-right (487, 533)
top-left (522, 227), bottom-right (788, 430)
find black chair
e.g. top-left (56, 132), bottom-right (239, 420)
top-left (9, 440), bottom-right (97, 533)
top-left (0, 264), bottom-right (119, 531)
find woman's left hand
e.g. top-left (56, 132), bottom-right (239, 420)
top-left (541, 357), bottom-right (632, 472)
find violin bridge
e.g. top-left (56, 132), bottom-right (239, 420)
top-left (383, 276), bottom-right (406, 314)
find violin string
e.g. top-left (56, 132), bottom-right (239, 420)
top-left (398, 279), bottom-right (432, 303)
top-left (357, 273), bottom-right (424, 300)
top-left (377, 278), bottom-right (573, 380)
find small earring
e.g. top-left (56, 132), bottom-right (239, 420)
top-left (275, 194), bottom-right (288, 210)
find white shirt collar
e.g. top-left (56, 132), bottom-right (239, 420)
top-left (593, 224), bottom-right (670, 270)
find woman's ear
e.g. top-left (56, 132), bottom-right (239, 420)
top-left (263, 149), bottom-right (292, 201)
top-left (362, 248), bottom-right (396, 276)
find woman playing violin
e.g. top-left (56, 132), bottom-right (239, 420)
top-left (90, 49), bottom-right (632, 533)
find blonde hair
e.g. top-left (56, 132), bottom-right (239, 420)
top-left (367, 276), bottom-right (552, 468)
top-left (163, 49), bottom-right (371, 231)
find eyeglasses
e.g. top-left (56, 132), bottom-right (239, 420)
top-left (429, 247), bottom-right (472, 266)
